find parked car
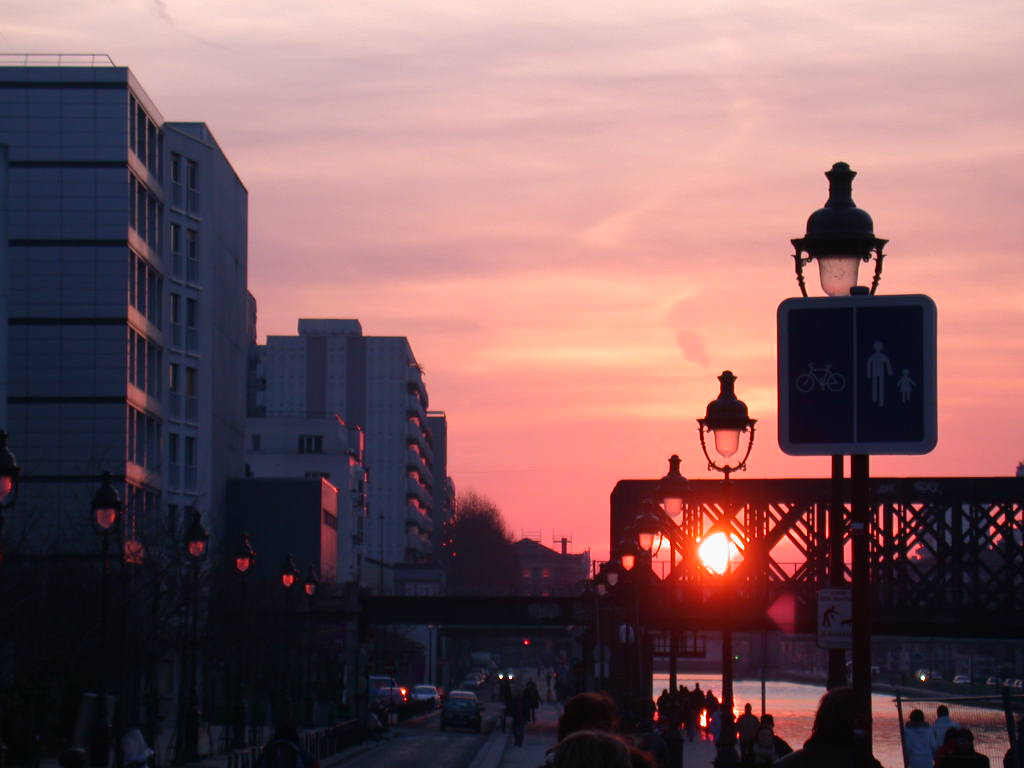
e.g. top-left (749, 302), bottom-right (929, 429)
top-left (440, 690), bottom-right (483, 732)
top-left (369, 675), bottom-right (408, 710)
top-left (952, 674), bottom-right (971, 685)
top-left (411, 684), bottom-right (441, 709)
top-left (985, 676), bottom-right (1001, 687)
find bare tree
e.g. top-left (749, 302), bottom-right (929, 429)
top-left (441, 491), bottom-right (521, 595)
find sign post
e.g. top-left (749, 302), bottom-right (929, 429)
top-left (778, 292), bottom-right (937, 733)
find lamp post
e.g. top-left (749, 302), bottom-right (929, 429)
top-left (90, 472), bottom-right (122, 767)
top-left (278, 554), bottom-right (299, 721)
top-left (697, 371), bottom-right (756, 768)
top-left (792, 162), bottom-right (888, 713)
top-left (182, 511), bottom-right (208, 764)
top-left (231, 534), bottom-right (255, 749)
top-left (301, 566), bottom-right (318, 724)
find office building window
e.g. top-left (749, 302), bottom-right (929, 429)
top-left (185, 366), bottom-right (198, 422)
top-left (185, 229), bottom-right (198, 282)
top-left (170, 223), bottom-right (182, 277)
top-left (186, 160), bottom-right (199, 213)
top-left (184, 436), bottom-right (197, 490)
top-left (298, 435), bottom-right (323, 454)
top-left (185, 298), bottom-right (198, 352)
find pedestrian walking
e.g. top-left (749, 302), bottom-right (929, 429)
top-left (525, 679), bottom-right (541, 722)
top-left (933, 706), bottom-right (961, 751)
top-left (738, 703), bottom-right (760, 762)
top-left (510, 686), bottom-right (530, 748)
top-left (904, 709), bottom-right (935, 768)
top-left (759, 715), bottom-right (793, 757)
top-left (773, 687), bottom-right (883, 768)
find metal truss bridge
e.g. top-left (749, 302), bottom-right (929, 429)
top-left (610, 476), bottom-right (1024, 639)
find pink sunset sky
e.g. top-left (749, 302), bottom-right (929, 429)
top-left (6, 1), bottom-right (1023, 559)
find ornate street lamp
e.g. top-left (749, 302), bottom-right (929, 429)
top-left (618, 541), bottom-right (637, 573)
top-left (791, 162), bottom-right (887, 297)
top-left (185, 510), bottom-right (209, 561)
top-left (182, 510), bottom-right (208, 763)
top-left (658, 454), bottom-right (688, 523)
top-left (634, 498), bottom-right (664, 555)
top-left (698, 371), bottom-right (756, 479)
top-left (696, 372), bottom-right (756, 768)
top-left (89, 472), bottom-right (121, 767)
top-left (302, 565), bottom-right (319, 598)
top-left (280, 554), bottom-right (299, 589)
top-left (234, 533), bottom-right (255, 574)
top-left (232, 533), bottom-right (254, 748)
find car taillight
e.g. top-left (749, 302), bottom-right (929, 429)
top-left (400, 687), bottom-right (408, 700)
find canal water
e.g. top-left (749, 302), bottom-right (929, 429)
top-left (653, 674), bottom-right (1011, 768)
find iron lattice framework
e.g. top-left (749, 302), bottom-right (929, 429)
top-left (610, 476), bottom-right (1024, 638)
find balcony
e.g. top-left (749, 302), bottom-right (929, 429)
top-left (406, 477), bottom-right (431, 506)
top-left (406, 502), bottom-right (433, 533)
top-left (406, 423), bottom-right (433, 462)
top-left (407, 394), bottom-right (426, 419)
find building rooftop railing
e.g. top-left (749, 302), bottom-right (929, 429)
top-left (0, 53), bottom-right (116, 67)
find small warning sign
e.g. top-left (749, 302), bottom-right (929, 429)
top-left (817, 588), bottom-right (852, 650)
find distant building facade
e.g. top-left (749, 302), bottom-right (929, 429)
top-left (250, 319), bottom-right (445, 593)
top-left (244, 414), bottom-right (367, 584)
top-left (514, 537), bottom-right (590, 596)
top-left (225, 477), bottom-right (338, 583)
top-left (0, 57), bottom-right (249, 555)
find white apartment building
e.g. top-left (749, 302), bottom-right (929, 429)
top-left (251, 319), bottom-right (444, 593)
top-left (243, 414), bottom-right (368, 584)
top-left (0, 56), bottom-right (249, 556)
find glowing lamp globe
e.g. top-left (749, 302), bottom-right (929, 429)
top-left (620, 553), bottom-right (636, 572)
top-left (791, 162), bottom-right (887, 297)
top-left (184, 510), bottom-right (208, 561)
top-left (234, 533), bottom-right (255, 574)
top-left (90, 472), bottom-right (122, 534)
top-left (280, 554), bottom-right (299, 589)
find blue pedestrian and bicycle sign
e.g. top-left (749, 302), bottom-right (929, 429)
top-left (777, 294), bottom-right (937, 455)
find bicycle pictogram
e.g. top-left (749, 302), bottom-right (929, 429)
top-left (795, 362), bottom-right (846, 394)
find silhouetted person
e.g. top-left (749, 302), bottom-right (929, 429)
top-left (558, 692), bottom-right (620, 741)
top-left (933, 706), bottom-right (960, 750)
top-left (905, 709), bottom-right (934, 768)
top-left (773, 687), bottom-right (882, 768)
top-left (1003, 719), bottom-right (1023, 768)
top-left (738, 703), bottom-right (760, 761)
top-left (941, 729), bottom-right (989, 768)
top-left (553, 730), bottom-right (633, 768)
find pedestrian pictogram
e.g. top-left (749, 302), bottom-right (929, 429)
top-left (817, 588), bottom-right (852, 649)
top-left (777, 294), bottom-right (937, 455)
